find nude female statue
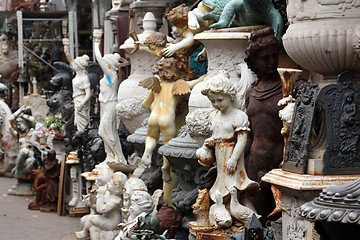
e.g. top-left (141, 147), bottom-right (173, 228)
top-left (62, 38), bottom-right (91, 132)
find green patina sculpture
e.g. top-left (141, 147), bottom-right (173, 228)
top-left (202, 0), bottom-right (284, 40)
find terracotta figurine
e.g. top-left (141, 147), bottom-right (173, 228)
top-left (28, 150), bottom-right (59, 212)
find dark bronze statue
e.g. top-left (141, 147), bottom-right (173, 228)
top-left (244, 27), bottom-right (283, 222)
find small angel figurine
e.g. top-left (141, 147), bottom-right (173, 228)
top-left (75, 172), bottom-right (127, 240)
top-left (162, 3), bottom-right (212, 57)
top-left (196, 70), bottom-right (259, 227)
top-left (62, 38), bottom-right (91, 132)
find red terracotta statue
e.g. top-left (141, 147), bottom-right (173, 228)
top-left (28, 150), bottom-right (59, 212)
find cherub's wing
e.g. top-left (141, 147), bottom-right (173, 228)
top-left (172, 79), bottom-right (191, 95)
top-left (139, 76), bottom-right (161, 94)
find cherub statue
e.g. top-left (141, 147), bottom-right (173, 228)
top-left (139, 52), bottom-right (205, 196)
top-left (75, 171), bottom-right (127, 240)
top-left (93, 29), bottom-right (127, 167)
top-left (62, 38), bottom-right (91, 133)
top-left (196, 71), bottom-right (259, 228)
top-left (162, 3), bottom-right (213, 57)
top-left (115, 178), bottom-right (162, 240)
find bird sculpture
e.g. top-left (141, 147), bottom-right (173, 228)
top-left (229, 186), bottom-right (261, 225)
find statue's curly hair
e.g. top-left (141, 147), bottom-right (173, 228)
top-left (144, 32), bottom-right (168, 47)
top-left (165, 3), bottom-right (189, 28)
top-left (245, 27), bottom-right (280, 75)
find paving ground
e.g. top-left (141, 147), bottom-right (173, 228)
top-left (0, 177), bottom-right (80, 240)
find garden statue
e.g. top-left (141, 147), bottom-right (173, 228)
top-left (75, 171), bottom-right (127, 240)
top-left (93, 29), bottom-right (129, 169)
top-left (62, 38), bottom-right (91, 133)
top-left (244, 26), bottom-right (284, 221)
top-left (196, 70), bottom-right (259, 228)
top-left (28, 150), bottom-right (59, 212)
top-left (8, 106), bottom-right (42, 195)
top-left (115, 178), bottom-right (162, 240)
top-left (110, 0), bottom-right (133, 12)
top-left (139, 35), bottom-right (206, 205)
top-left (203, 0), bottom-right (284, 40)
top-left (162, 3), bottom-right (212, 57)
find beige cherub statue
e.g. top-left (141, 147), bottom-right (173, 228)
top-left (139, 33), bottom-right (206, 206)
top-left (196, 70), bottom-right (260, 228)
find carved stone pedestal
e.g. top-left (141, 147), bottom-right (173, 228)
top-left (65, 152), bottom-right (89, 217)
top-left (262, 169), bottom-right (359, 240)
top-left (8, 179), bottom-right (34, 196)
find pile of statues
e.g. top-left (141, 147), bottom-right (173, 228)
top-left (3, 0), bottom-right (359, 240)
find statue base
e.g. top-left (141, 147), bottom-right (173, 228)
top-left (68, 206), bottom-right (89, 217)
top-left (8, 180), bottom-right (34, 196)
top-left (262, 169), bottom-right (360, 240)
top-left (195, 225), bottom-right (244, 240)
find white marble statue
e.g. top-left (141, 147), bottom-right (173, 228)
top-left (93, 29), bottom-right (127, 167)
top-left (75, 171), bottom-right (127, 240)
top-left (196, 71), bottom-right (260, 228)
top-left (110, 0), bottom-right (133, 12)
top-left (62, 38), bottom-right (91, 133)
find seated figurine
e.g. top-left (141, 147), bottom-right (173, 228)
top-left (75, 171), bottom-right (127, 240)
top-left (28, 150), bottom-right (59, 212)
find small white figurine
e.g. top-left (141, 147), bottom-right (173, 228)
top-left (62, 38), bottom-right (91, 133)
top-left (75, 172), bottom-right (127, 240)
top-left (196, 71), bottom-right (260, 227)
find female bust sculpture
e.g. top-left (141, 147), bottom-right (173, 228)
top-left (62, 38), bottom-right (91, 132)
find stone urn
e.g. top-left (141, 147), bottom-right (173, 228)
top-left (116, 12), bottom-right (158, 134)
top-left (187, 27), bottom-right (258, 144)
top-left (283, 0), bottom-right (360, 86)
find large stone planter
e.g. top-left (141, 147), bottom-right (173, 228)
top-left (116, 13), bottom-right (159, 133)
top-left (187, 27), bottom-right (258, 145)
top-left (283, 0), bottom-right (360, 85)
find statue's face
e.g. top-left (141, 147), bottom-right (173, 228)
top-left (254, 45), bottom-right (279, 77)
top-left (207, 91), bottom-right (232, 112)
top-left (148, 44), bottom-right (163, 58)
top-left (16, 120), bottom-right (28, 132)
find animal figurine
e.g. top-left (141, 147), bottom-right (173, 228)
top-left (202, 0), bottom-right (284, 40)
top-left (209, 190), bottom-right (232, 228)
top-left (229, 186), bottom-right (260, 225)
top-left (192, 188), bottom-right (213, 228)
